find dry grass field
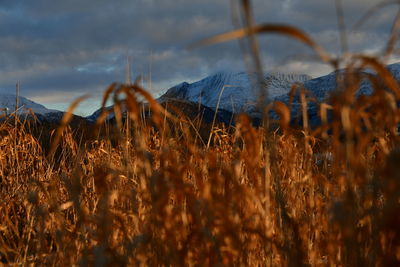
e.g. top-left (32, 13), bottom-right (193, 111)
top-left (2, 2), bottom-right (400, 266)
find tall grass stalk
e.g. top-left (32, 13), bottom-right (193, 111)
top-left (1, 1), bottom-right (400, 266)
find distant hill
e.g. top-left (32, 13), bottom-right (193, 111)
top-left (159, 72), bottom-right (312, 118)
top-left (88, 98), bottom-right (233, 125)
top-left (0, 93), bottom-right (59, 115)
top-left (0, 92), bottom-right (87, 124)
top-left (275, 62), bottom-right (400, 126)
top-left (4, 62), bottom-right (400, 128)
top-left (160, 63), bottom-right (400, 126)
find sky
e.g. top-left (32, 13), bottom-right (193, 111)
top-left (0, 0), bottom-right (399, 116)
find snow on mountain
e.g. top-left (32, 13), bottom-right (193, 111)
top-left (0, 93), bottom-right (59, 115)
top-left (161, 63), bottom-right (400, 124)
top-left (304, 62), bottom-right (400, 101)
top-left (89, 62), bottom-right (400, 125)
top-left (275, 62), bottom-right (400, 125)
top-left (159, 72), bottom-right (312, 116)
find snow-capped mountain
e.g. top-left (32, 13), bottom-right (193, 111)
top-left (274, 62), bottom-right (400, 125)
top-left (0, 93), bottom-right (59, 115)
top-left (161, 63), bottom-right (400, 125)
top-left (84, 62), bottom-right (400, 126)
top-left (0, 92), bottom-right (79, 123)
top-left (160, 72), bottom-right (312, 117)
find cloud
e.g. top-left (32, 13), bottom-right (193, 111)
top-left (0, 0), bottom-right (398, 115)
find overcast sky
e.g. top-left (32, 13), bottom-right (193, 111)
top-left (0, 0), bottom-right (399, 115)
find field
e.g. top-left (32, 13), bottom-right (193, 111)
top-left (1, 76), bottom-right (400, 266)
top-left (2, 2), bottom-right (400, 266)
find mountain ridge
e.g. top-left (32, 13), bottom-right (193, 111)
top-left (161, 63), bottom-right (400, 122)
top-left (3, 62), bottom-right (400, 125)
top-left (159, 72), bottom-right (312, 117)
top-left (0, 92), bottom-right (60, 116)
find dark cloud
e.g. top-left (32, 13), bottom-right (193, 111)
top-left (0, 0), bottom-right (398, 115)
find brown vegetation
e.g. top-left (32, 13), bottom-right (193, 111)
top-left (1, 70), bottom-right (400, 266)
top-left (2, 1), bottom-right (400, 265)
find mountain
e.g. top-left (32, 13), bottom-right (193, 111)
top-left (160, 72), bottom-right (312, 117)
top-left (87, 99), bottom-right (233, 126)
top-left (25, 62), bottom-right (399, 127)
top-left (86, 105), bottom-right (113, 123)
top-left (161, 63), bottom-right (400, 126)
top-left (0, 93), bottom-right (87, 124)
top-left (87, 72), bottom-right (311, 122)
top-left (0, 93), bottom-right (60, 115)
top-left (275, 62), bottom-right (400, 126)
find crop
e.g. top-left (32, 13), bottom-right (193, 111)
top-left (1, 1), bottom-right (400, 266)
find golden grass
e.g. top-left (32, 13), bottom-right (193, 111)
top-left (1, 73), bottom-right (399, 266)
top-left (2, 2), bottom-right (400, 265)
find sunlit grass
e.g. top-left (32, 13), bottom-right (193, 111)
top-left (1, 1), bottom-right (400, 265)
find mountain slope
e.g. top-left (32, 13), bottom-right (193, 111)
top-left (85, 62), bottom-right (400, 126)
top-left (160, 72), bottom-right (312, 116)
top-left (161, 63), bottom-right (400, 125)
top-left (0, 93), bottom-right (59, 115)
top-left (0, 93), bottom-right (90, 124)
top-left (275, 62), bottom-right (400, 125)
top-left (87, 99), bottom-right (233, 126)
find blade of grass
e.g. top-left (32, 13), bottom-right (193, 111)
top-left (207, 85), bottom-right (234, 149)
top-left (352, 0), bottom-right (400, 31)
top-left (47, 95), bottom-right (88, 158)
